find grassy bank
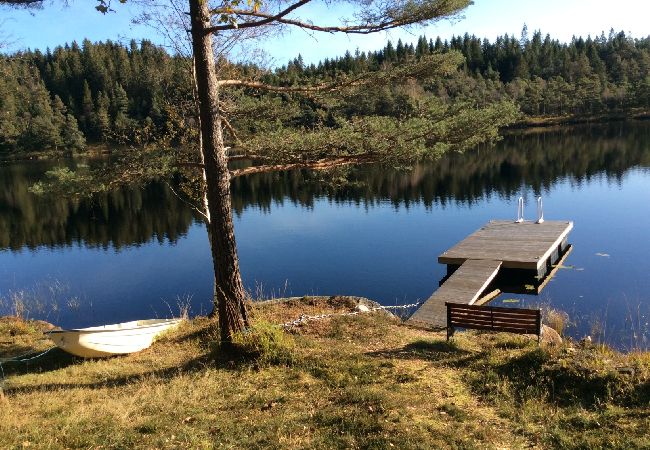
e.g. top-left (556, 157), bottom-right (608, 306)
top-left (1, 297), bottom-right (649, 449)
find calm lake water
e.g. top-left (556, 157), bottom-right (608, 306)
top-left (1, 121), bottom-right (649, 349)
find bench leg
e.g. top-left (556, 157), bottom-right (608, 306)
top-left (447, 326), bottom-right (454, 341)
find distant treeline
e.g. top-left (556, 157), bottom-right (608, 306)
top-left (1, 29), bottom-right (649, 156)
top-left (272, 28), bottom-right (650, 117)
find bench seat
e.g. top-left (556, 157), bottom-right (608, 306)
top-left (445, 302), bottom-right (542, 342)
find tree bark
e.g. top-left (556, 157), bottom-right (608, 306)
top-left (189, 0), bottom-right (249, 343)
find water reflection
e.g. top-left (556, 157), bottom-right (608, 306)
top-left (0, 162), bottom-right (198, 251)
top-left (1, 122), bottom-right (648, 252)
top-left (233, 122), bottom-right (650, 212)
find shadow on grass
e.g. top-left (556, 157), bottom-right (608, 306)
top-left (2, 354), bottom-right (211, 396)
top-left (1, 322), bottom-right (286, 396)
top-left (366, 338), bottom-right (484, 368)
top-left (1, 344), bottom-right (41, 360)
top-left (1, 347), bottom-right (81, 379)
top-left (405, 339), bottom-right (465, 353)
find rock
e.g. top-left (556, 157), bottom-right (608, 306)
top-left (32, 320), bottom-right (58, 331)
top-left (541, 324), bottom-right (562, 346)
top-left (356, 304), bottom-right (371, 312)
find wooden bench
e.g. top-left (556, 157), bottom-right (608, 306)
top-left (445, 302), bottom-right (542, 342)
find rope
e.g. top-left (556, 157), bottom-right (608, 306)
top-left (0, 347), bottom-right (48, 363)
top-left (0, 328), bottom-right (58, 364)
top-left (282, 301), bottom-right (422, 329)
top-left (0, 346), bottom-right (57, 390)
top-left (1, 346), bottom-right (56, 363)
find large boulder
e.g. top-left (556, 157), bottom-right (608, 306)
top-left (541, 324), bottom-right (562, 346)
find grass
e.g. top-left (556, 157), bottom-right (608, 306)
top-left (543, 307), bottom-right (570, 336)
top-left (1, 296), bottom-right (649, 449)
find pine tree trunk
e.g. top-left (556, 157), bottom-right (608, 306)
top-left (189, 0), bottom-right (249, 343)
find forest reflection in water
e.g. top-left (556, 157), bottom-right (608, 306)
top-left (1, 121), bottom-right (648, 252)
top-left (1, 121), bottom-right (649, 349)
top-left (0, 159), bottom-right (196, 251)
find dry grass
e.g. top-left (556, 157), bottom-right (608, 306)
top-left (543, 307), bottom-right (570, 336)
top-left (1, 297), bottom-right (649, 449)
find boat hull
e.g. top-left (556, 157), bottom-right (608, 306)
top-left (47, 318), bottom-right (184, 358)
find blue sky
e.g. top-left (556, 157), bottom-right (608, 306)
top-left (2, 0), bottom-right (649, 66)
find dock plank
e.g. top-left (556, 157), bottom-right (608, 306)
top-left (408, 259), bottom-right (502, 329)
top-left (438, 220), bottom-right (573, 270)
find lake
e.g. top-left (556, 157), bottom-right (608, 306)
top-left (1, 121), bottom-right (649, 350)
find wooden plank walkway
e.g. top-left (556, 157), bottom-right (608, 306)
top-left (408, 259), bottom-right (502, 329)
top-left (439, 220), bottom-right (573, 271)
top-left (408, 219), bottom-right (574, 329)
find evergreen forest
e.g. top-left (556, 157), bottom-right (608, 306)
top-left (1, 28), bottom-right (649, 156)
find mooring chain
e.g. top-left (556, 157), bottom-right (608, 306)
top-left (282, 301), bottom-right (423, 329)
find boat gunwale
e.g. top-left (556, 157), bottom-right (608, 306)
top-left (45, 318), bottom-right (184, 335)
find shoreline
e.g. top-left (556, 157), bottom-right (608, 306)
top-left (2, 114), bottom-right (650, 164)
top-left (1, 298), bottom-right (649, 448)
top-left (508, 109), bottom-right (650, 130)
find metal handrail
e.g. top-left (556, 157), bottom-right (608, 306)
top-left (515, 196), bottom-right (524, 223)
top-left (536, 196), bottom-right (545, 224)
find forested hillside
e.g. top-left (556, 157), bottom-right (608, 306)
top-left (0, 40), bottom-right (192, 156)
top-left (272, 28), bottom-right (650, 117)
top-left (1, 29), bottom-right (649, 156)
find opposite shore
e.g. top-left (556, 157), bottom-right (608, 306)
top-left (3, 114), bottom-right (650, 164)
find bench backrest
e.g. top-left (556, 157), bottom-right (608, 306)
top-left (445, 302), bottom-right (541, 336)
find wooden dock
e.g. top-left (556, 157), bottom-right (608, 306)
top-left (408, 220), bottom-right (573, 329)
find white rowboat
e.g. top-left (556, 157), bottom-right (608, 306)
top-left (47, 318), bottom-right (184, 358)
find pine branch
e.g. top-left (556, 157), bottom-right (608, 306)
top-left (216, 75), bottom-right (365, 92)
top-left (207, 0), bottom-right (470, 35)
top-left (0, 0), bottom-right (44, 5)
top-left (227, 154), bottom-right (270, 161)
top-left (207, 0), bottom-right (312, 33)
top-left (221, 115), bottom-right (243, 146)
top-left (216, 52), bottom-right (461, 96)
top-left (229, 155), bottom-right (374, 178)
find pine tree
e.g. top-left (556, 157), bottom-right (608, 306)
top-left (62, 113), bottom-right (86, 151)
top-left (396, 39), bottom-right (406, 62)
top-left (95, 91), bottom-right (111, 141)
top-left (81, 80), bottom-right (95, 136)
top-left (23, 77), bottom-right (60, 151)
top-left (112, 82), bottom-right (129, 117)
top-left (51, 95), bottom-right (67, 149)
top-left (520, 23), bottom-right (530, 48)
top-left (384, 40), bottom-right (396, 62)
top-left (0, 62), bottom-right (21, 152)
top-left (416, 36), bottom-right (429, 59)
